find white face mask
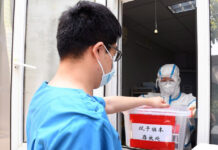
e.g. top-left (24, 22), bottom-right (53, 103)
top-left (97, 46), bottom-right (116, 87)
top-left (159, 81), bottom-right (177, 96)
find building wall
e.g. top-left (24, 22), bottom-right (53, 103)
top-left (0, 0), bottom-right (13, 149)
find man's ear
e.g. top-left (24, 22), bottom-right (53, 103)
top-left (92, 42), bottom-right (104, 60)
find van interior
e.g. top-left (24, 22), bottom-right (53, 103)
top-left (121, 0), bottom-right (197, 148)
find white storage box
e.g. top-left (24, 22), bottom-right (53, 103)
top-left (123, 106), bottom-right (191, 150)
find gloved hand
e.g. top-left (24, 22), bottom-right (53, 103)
top-left (188, 102), bottom-right (196, 117)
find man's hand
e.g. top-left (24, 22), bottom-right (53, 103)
top-left (146, 96), bottom-right (169, 108)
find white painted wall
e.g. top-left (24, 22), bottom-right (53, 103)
top-left (0, 13), bottom-right (11, 150)
top-left (0, 0), bottom-right (13, 149)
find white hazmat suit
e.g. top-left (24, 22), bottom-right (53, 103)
top-left (142, 64), bottom-right (196, 149)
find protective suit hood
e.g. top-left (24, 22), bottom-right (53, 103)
top-left (157, 64), bottom-right (181, 100)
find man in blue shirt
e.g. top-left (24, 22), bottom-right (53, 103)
top-left (26, 1), bottom-right (169, 150)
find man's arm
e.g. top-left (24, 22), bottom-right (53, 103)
top-left (104, 96), bottom-right (169, 114)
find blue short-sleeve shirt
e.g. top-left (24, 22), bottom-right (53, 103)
top-left (26, 82), bottom-right (121, 150)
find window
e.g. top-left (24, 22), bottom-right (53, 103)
top-left (121, 0), bottom-right (197, 148)
top-left (23, 0), bottom-right (87, 142)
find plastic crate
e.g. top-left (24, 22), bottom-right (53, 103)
top-left (123, 106), bottom-right (191, 150)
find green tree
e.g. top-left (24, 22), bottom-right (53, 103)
top-left (210, 0), bottom-right (218, 44)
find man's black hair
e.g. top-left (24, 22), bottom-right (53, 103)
top-left (56, 1), bottom-right (122, 60)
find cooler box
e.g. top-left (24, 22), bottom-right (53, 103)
top-left (123, 106), bottom-right (191, 150)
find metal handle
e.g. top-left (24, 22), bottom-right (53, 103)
top-left (14, 62), bottom-right (37, 69)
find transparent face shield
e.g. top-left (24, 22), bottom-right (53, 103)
top-left (159, 77), bottom-right (176, 88)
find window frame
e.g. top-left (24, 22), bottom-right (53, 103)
top-left (11, 0), bottom-right (28, 149)
top-left (118, 0), bottom-right (212, 146)
top-left (196, 0), bottom-right (211, 144)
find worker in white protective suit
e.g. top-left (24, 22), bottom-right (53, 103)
top-left (142, 64), bottom-right (196, 150)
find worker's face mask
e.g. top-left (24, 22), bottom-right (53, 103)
top-left (159, 81), bottom-right (177, 96)
top-left (97, 45), bottom-right (115, 87)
